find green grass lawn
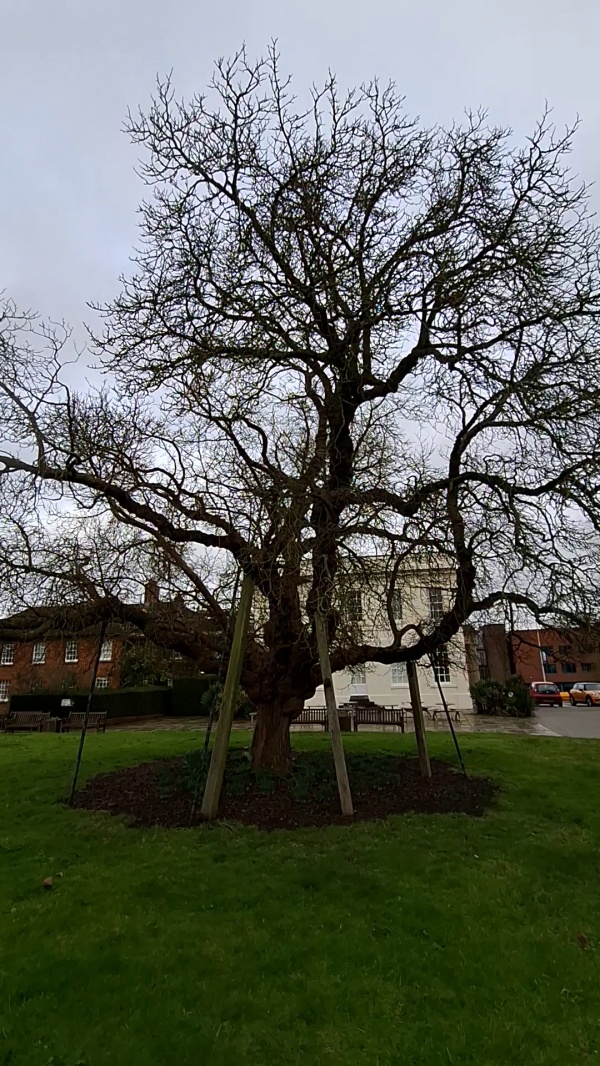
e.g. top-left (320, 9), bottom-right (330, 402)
top-left (1, 731), bottom-right (600, 1066)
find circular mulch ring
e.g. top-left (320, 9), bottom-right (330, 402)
top-left (71, 750), bottom-right (499, 831)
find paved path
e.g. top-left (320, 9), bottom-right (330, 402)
top-left (111, 714), bottom-right (559, 737)
top-left (110, 717), bottom-right (250, 733)
top-left (536, 707), bottom-right (600, 738)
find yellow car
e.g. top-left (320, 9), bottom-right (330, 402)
top-left (569, 682), bottom-right (600, 706)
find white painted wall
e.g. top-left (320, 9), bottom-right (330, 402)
top-left (305, 654), bottom-right (472, 712)
top-left (305, 566), bottom-right (473, 711)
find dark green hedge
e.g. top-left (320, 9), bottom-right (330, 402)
top-left (168, 676), bottom-right (218, 716)
top-left (10, 686), bottom-right (172, 720)
top-left (9, 677), bottom-right (224, 720)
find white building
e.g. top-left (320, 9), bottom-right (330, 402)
top-left (305, 565), bottom-right (473, 712)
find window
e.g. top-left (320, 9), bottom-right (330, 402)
top-left (99, 640), bottom-right (113, 662)
top-left (541, 646), bottom-right (554, 659)
top-left (581, 663), bottom-right (593, 673)
top-left (345, 591), bottom-right (363, 622)
top-left (390, 590), bottom-right (402, 622)
top-left (166, 677), bottom-right (174, 688)
top-left (558, 645), bottom-right (569, 656)
top-left (350, 667), bottom-right (366, 685)
top-left (95, 677), bottom-right (108, 689)
top-left (64, 641), bottom-right (78, 663)
top-left (545, 662), bottom-right (557, 674)
top-left (431, 646), bottom-right (451, 684)
top-left (1, 644), bottom-right (14, 666)
top-left (428, 587), bottom-right (444, 622)
top-left (171, 650), bottom-right (183, 661)
top-left (561, 662), bottom-right (576, 674)
top-left (0, 680), bottom-right (8, 702)
top-left (32, 642), bottom-right (46, 664)
top-left (391, 662), bottom-right (408, 685)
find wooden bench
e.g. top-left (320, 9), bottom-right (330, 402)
top-left (294, 707), bottom-right (329, 730)
top-left (352, 705), bottom-right (407, 732)
top-left (427, 705), bottom-right (461, 723)
top-left (3, 711), bottom-right (50, 733)
top-left (62, 711), bottom-right (107, 734)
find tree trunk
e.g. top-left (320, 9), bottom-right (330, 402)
top-left (251, 703), bottom-right (293, 773)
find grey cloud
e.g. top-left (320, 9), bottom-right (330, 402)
top-left (1, 0), bottom-right (598, 333)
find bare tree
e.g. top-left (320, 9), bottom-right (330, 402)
top-left (2, 47), bottom-right (600, 771)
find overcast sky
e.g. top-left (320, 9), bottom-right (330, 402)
top-left (2, 0), bottom-right (599, 335)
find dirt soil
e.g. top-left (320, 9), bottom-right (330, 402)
top-left (71, 751), bottom-right (498, 830)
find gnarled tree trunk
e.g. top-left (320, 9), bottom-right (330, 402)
top-left (251, 703), bottom-right (293, 772)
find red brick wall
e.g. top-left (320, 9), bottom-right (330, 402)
top-left (511, 629), bottom-right (600, 686)
top-left (0, 635), bottom-right (123, 704)
top-left (480, 624), bottom-right (512, 682)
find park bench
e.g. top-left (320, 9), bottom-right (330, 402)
top-left (294, 707), bottom-right (329, 730)
top-left (62, 711), bottom-right (107, 734)
top-left (352, 705), bottom-right (407, 732)
top-left (295, 704), bottom-right (409, 732)
top-left (426, 705), bottom-right (461, 723)
top-left (3, 711), bottom-right (50, 733)
top-left (294, 706), bottom-right (357, 731)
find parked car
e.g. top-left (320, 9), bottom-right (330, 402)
top-left (530, 682), bottom-right (563, 707)
top-left (569, 682), bottom-right (600, 706)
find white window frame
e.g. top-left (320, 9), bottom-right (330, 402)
top-left (0, 680), bottom-right (9, 701)
top-left (99, 640), bottom-right (113, 662)
top-left (1, 644), bottom-right (14, 666)
top-left (95, 677), bottom-right (109, 689)
top-left (345, 590), bottom-right (363, 622)
top-left (32, 642), bottom-right (46, 665)
top-left (390, 590), bottom-right (402, 622)
top-left (64, 641), bottom-right (78, 663)
top-left (391, 662), bottom-right (408, 685)
top-left (428, 586), bottom-right (444, 622)
top-left (431, 646), bottom-right (451, 684)
top-left (349, 666), bottom-right (367, 685)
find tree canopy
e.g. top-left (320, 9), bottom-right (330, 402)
top-left (1, 46), bottom-right (600, 768)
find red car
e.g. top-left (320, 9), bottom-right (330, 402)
top-left (530, 682), bottom-right (563, 707)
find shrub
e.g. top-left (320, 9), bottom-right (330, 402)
top-left (470, 678), bottom-right (507, 715)
top-left (200, 680), bottom-right (254, 719)
top-left (470, 675), bottom-right (534, 717)
top-left (505, 674), bottom-right (535, 717)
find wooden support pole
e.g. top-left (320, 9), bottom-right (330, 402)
top-left (407, 659), bottom-right (432, 779)
top-left (314, 612), bottom-right (354, 817)
top-left (201, 574), bottom-right (254, 820)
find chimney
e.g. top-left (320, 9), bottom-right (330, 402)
top-left (144, 580), bottom-right (160, 606)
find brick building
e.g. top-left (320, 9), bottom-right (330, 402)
top-left (0, 619), bottom-right (125, 706)
top-left (0, 581), bottom-right (195, 707)
top-left (510, 628), bottom-right (600, 688)
top-left (470, 623), bottom-right (600, 689)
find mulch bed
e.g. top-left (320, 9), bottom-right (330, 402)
top-left (71, 750), bottom-right (499, 831)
